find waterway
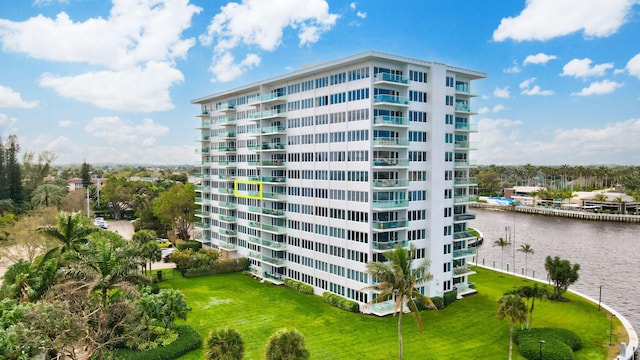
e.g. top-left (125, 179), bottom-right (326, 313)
top-left (472, 208), bottom-right (639, 331)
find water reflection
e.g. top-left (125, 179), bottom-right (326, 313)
top-left (472, 208), bottom-right (639, 330)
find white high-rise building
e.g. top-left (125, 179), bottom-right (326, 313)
top-left (192, 51), bottom-right (486, 314)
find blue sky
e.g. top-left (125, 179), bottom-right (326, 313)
top-left (1, 0), bottom-right (639, 165)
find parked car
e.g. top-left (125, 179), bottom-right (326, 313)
top-left (161, 247), bottom-right (177, 262)
top-left (93, 217), bottom-right (108, 229)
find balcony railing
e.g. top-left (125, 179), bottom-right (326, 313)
top-left (259, 143), bottom-right (286, 151)
top-left (262, 239), bottom-right (286, 249)
top-left (260, 125), bottom-right (287, 135)
top-left (372, 240), bottom-right (408, 251)
top-left (455, 84), bottom-right (477, 96)
top-left (373, 73), bottom-right (409, 85)
top-left (373, 115), bottom-right (410, 127)
top-left (373, 158), bottom-right (409, 167)
top-left (454, 195), bottom-right (479, 204)
top-left (262, 192), bottom-right (287, 201)
top-left (261, 176), bottom-right (286, 183)
top-left (372, 179), bottom-right (409, 188)
top-left (372, 200), bottom-right (409, 209)
top-left (454, 213), bottom-right (476, 221)
top-left (453, 248), bottom-right (476, 258)
top-left (195, 222), bottom-right (210, 229)
top-left (196, 110), bottom-right (210, 117)
top-left (219, 201), bottom-right (237, 209)
top-left (248, 109), bottom-right (286, 120)
top-left (455, 123), bottom-right (478, 132)
top-left (454, 141), bottom-right (478, 150)
top-left (454, 177), bottom-right (478, 185)
top-left (372, 137), bottom-right (410, 147)
top-left (372, 219), bottom-right (408, 230)
top-left (198, 120), bottom-right (211, 128)
top-left (455, 103), bottom-right (477, 113)
top-left (219, 241), bottom-right (237, 251)
top-left (218, 131), bottom-right (236, 138)
top-left (216, 103), bottom-right (235, 111)
top-left (454, 160), bottom-right (478, 167)
top-left (220, 228), bottom-right (237, 236)
top-left (261, 160), bottom-right (286, 167)
top-left (453, 230), bottom-right (477, 240)
top-left (217, 117), bottom-right (236, 125)
top-left (374, 95), bottom-right (410, 106)
top-left (219, 214), bottom-right (236, 222)
top-left (218, 145), bottom-right (236, 152)
top-left (261, 255), bottom-right (286, 266)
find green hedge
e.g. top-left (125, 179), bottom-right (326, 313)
top-left (322, 292), bottom-right (360, 313)
top-left (112, 324), bottom-right (201, 360)
top-left (284, 279), bottom-right (314, 294)
top-left (176, 241), bottom-right (202, 251)
top-left (429, 290), bottom-right (458, 310)
top-left (514, 328), bottom-right (582, 360)
top-left (182, 258), bottom-right (249, 278)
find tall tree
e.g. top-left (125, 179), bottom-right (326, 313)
top-left (37, 211), bottom-right (97, 260)
top-left (366, 244), bottom-right (434, 360)
top-left (265, 328), bottom-right (309, 360)
top-left (5, 135), bottom-right (23, 207)
top-left (31, 183), bottom-right (67, 209)
top-left (205, 327), bottom-right (245, 360)
top-left (516, 284), bottom-right (549, 329)
top-left (101, 177), bottom-right (134, 219)
top-left (517, 243), bottom-right (534, 277)
top-left (544, 256), bottom-right (580, 301)
top-left (497, 294), bottom-right (527, 360)
top-left (493, 237), bottom-right (509, 271)
top-left (153, 183), bottom-right (196, 242)
top-left (81, 161), bottom-right (92, 188)
top-left (0, 137), bottom-right (7, 200)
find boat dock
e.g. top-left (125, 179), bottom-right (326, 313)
top-left (471, 203), bottom-right (640, 223)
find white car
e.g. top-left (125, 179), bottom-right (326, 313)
top-left (161, 247), bottom-right (177, 262)
top-left (93, 218), bottom-right (108, 229)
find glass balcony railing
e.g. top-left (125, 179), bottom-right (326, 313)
top-left (454, 213), bottom-right (476, 221)
top-left (372, 179), bottom-right (410, 188)
top-left (195, 234), bottom-right (211, 243)
top-left (218, 145), bottom-right (236, 152)
top-left (455, 103), bottom-right (477, 113)
top-left (261, 176), bottom-right (287, 183)
top-left (218, 131), bottom-right (236, 138)
top-left (219, 241), bottom-right (237, 251)
top-left (453, 230), bottom-right (477, 240)
top-left (372, 200), bottom-right (409, 209)
top-left (455, 123), bottom-right (478, 132)
top-left (372, 138), bottom-right (410, 147)
top-left (219, 188), bottom-right (234, 194)
top-left (372, 240), bottom-right (408, 251)
top-left (454, 177), bottom-right (478, 185)
top-left (261, 223), bottom-right (287, 234)
top-left (248, 109), bottom-right (287, 120)
top-left (374, 94), bottom-right (410, 105)
top-left (373, 158), bottom-right (409, 167)
top-left (219, 201), bottom-right (237, 209)
top-left (261, 160), bottom-right (286, 167)
top-left (262, 239), bottom-right (286, 249)
top-left (455, 85), bottom-right (476, 96)
top-left (259, 143), bottom-right (286, 151)
top-left (219, 215), bottom-right (236, 222)
top-left (454, 160), bottom-right (478, 167)
top-left (198, 120), bottom-right (211, 128)
top-left (217, 117), bottom-right (236, 125)
top-left (262, 255), bottom-right (286, 266)
top-left (248, 236), bottom-right (261, 245)
top-left (454, 195), bottom-right (479, 204)
top-left (260, 125), bottom-right (287, 134)
top-left (372, 219), bottom-right (408, 230)
top-left (220, 228), bottom-right (236, 236)
top-left (195, 222), bottom-right (210, 229)
top-left (216, 103), bottom-right (235, 111)
top-left (196, 110), bottom-right (210, 117)
top-left (374, 73), bottom-right (409, 85)
top-left (453, 248), bottom-right (476, 258)
top-left (454, 141), bottom-right (478, 150)
top-left (218, 160), bottom-right (237, 167)
top-left (218, 174), bottom-right (235, 180)
top-left (262, 192), bottom-right (287, 201)
top-left (373, 115), bottom-right (410, 126)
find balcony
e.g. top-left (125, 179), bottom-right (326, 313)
top-left (453, 230), bottom-right (477, 240)
top-left (219, 228), bottom-right (237, 236)
top-left (218, 130), bottom-right (236, 139)
top-left (218, 160), bottom-right (237, 167)
top-left (248, 92), bottom-right (286, 105)
top-left (262, 239), bottom-right (286, 250)
top-left (373, 115), bottom-right (410, 127)
top-left (218, 240), bottom-right (237, 251)
top-left (248, 109), bottom-right (287, 120)
top-left (195, 234), bottom-right (211, 244)
top-left (261, 176), bottom-right (286, 183)
top-left (216, 103), bottom-right (236, 112)
top-left (260, 126), bottom-right (287, 135)
top-left (372, 240), bottom-right (408, 251)
top-left (218, 145), bottom-right (236, 153)
top-left (372, 219), bottom-right (408, 231)
top-left (218, 174), bottom-right (235, 180)
top-left (455, 123), bottom-right (478, 132)
top-left (196, 110), bottom-right (210, 117)
top-left (261, 255), bottom-right (286, 267)
top-left (454, 195), bottom-right (479, 204)
top-left (219, 201), bottom-right (237, 209)
top-left (372, 179), bottom-right (409, 188)
top-left (219, 187), bottom-right (234, 195)
top-left (197, 135), bottom-right (210, 142)
top-left (263, 272), bottom-right (285, 285)
top-left (195, 222), bottom-right (211, 229)
top-left (262, 192), bottom-right (287, 201)
top-left (248, 236), bottom-right (261, 246)
top-left (453, 248), bottom-right (476, 259)
top-left (373, 158), bottom-right (409, 167)
top-left (197, 120), bottom-right (211, 129)
top-left (454, 103), bottom-right (477, 114)
top-left (261, 160), bottom-right (286, 167)
top-left (372, 199), bottom-right (409, 209)
top-left (454, 177), bottom-right (478, 186)
top-left (374, 94), bottom-right (410, 106)
top-left (195, 209), bottom-right (210, 217)
top-left (219, 214), bottom-right (237, 222)
top-left (454, 141), bottom-right (478, 150)
top-left (261, 223), bottom-right (287, 235)
top-left (217, 116), bottom-right (236, 126)
top-left (454, 213), bottom-right (476, 221)
top-left (453, 266), bottom-right (477, 277)
top-left (258, 143), bottom-right (286, 151)
top-left (372, 137), bottom-right (409, 147)
top-left (455, 84), bottom-right (477, 97)
top-left (373, 73), bottom-right (409, 86)
top-left (195, 197), bottom-right (211, 205)
top-left (454, 160), bottom-right (477, 168)
top-left (194, 185), bottom-right (210, 192)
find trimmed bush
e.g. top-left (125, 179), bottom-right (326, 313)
top-left (514, 327), bottom-right (582, 360)
top-left (183, 258), bottom-right (250, 277)
top-left (322, 292), bottom-right (360, 313)
top-left (112, 324), bottom-right (202, 360)
top-left (177, 241), bottom-right (202, 251)
top-left (429, 296), bottom-right (444, 310)
top-left (443, 289), bottom-right (458, 307)
top-left (428, 290), bottom-right (457, 310)
top-left (284, 279), bottom-right (314, 294)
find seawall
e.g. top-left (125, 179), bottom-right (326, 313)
top-left (471, 203), bottom-right (640, 223)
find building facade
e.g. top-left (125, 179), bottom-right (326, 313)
top-left (191, 51), bottom-right (486, 314)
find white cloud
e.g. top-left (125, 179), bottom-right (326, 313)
top-left (523, 53), bottom-right (557, 65)
top-left (627, 53), bottom-right (640, 79)
top-left (561, 58), bottom-right (614, 78)
top-left (476, 117), bottom-right (640, 165)
top-left (492, 105), bottom-right (505, 113)
top-left (0, 0), bottom-right (201, 112)
top-left (33, 0), bottom-right (69, 5)
top-left (84, 116), bottom-right (169, 145)
top-left (572, 80), bottom-right (623, 96)
top-left (0, 85), bottom-right (39, 108)
top-left (350, 2), bottom-right (356, 10)
top-left (493, 0), bottom-right (639, 41)
top-left (200, 0), bottom-right (338, 82)
top-left (208, 52), bottom-right (261, 83)
top-left (478, 107), bottom-right (491, 114)
top-left (356, 11), bottom-right (367, 19)
top-left (0, 113), bottom-right (18, 136)
top-left (519, 77), bottom-right (536, 89)
top-left (39, 62), bottom-right (184, 112)
top-left (503, 61), bottom-right (521, 73)
top-left (58, 120), bottom-right (72, 127)
top-left (493, 87), bottom-right (510, 98)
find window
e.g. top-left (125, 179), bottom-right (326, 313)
top-left (409, 90), bottom-right (427, 103)
top-left (445, 95), bottom-right (454, 106)
top-left (445, 114), bottom-right (453, 124)
top-left (446, 76), bottom-right (454, 87)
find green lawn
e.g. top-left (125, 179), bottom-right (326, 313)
top-left (159, 267), bottom-right (624, 360)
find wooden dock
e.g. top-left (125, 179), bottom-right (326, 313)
top-left (471, 203), bottom-right (640, 223)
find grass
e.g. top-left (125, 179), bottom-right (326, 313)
top-left (158, 267), bottom-right (625, 360)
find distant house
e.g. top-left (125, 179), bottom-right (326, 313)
top-left (504, 186), bottom-right (543, 206)
top-left (67, 177), bottom-right (107, 192)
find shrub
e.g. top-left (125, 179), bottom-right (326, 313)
top-left (429, 296), bottom-right (444, 310)
top-left (112, 324), bottom-right (202, 360)
top-left (182, 258), bottom-right (249, 278)
top-left (169, 249), bottom-right (220, 272)
top-left (204, 327), bottom-right (244, 360)
top-left (443, 289), bottom-right (458, 307)
top-left (322, 292), bottom-right (360, 313)
top-left (177, 241), bottom-right (202, 251)
top-left (514, 328), bottom-right (582, 360)
top-left (284, 279), bottom-right (314, 294)
top-left (428, 290), bottom-right (457, 310)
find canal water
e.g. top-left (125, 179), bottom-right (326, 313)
top-left (472, 208), bottom-right (639, 330)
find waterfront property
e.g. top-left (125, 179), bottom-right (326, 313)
top-left (191, 51), bottom-right (486, 312)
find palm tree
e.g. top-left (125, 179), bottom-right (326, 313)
top-left (517, 283), bottom-right (549, 329)
top-left (593, 193), bottom-right (608, 211)
top-left (31, 183), bottom-right (67, 209)
top-left (497, 294), bottom-right (527, 360)
top-left (37, 211), bottom-right (97, 260)
top-left (265, 328), bottom-right (309, 360)
top-left (62, 231), bottom-right (149, 306)
top-left (205, 327), bottom-right (244, 360)
top-left (517, 243), bottom-right (534, 277)
top-left (366, 244), bottom-right (434, 360)
top-left (493, 237), bottom-right (509, 271)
